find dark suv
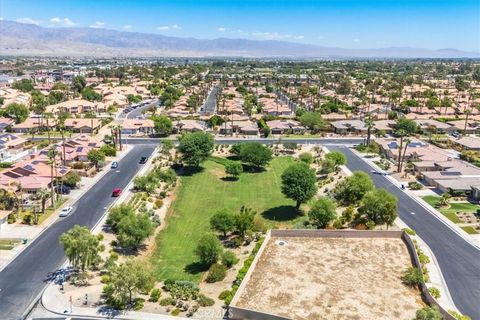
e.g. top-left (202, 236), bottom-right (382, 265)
top-left (139, 156), bottom-right (148, 164)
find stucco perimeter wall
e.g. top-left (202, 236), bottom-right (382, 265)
top-left (402, 234), bottom-right (456, 320)
top-left (229, 229), bottom-right (455, 320)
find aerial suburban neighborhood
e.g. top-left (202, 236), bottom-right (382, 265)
top-left (0, 1), bottom-right (479, 320)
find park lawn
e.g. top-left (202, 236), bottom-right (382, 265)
top-left (461, 226), bottom-right (479, 234)
top-left (151, 156), bottom-right (300, 282)
top-left (422, 196), bottom-right (479, 224)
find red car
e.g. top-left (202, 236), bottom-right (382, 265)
top-left (112, 188), bottom-right (122, 197)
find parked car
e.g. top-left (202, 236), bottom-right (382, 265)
top-left (111, 161), bottom-right (119, 169)
top-left (59, 206), bottom-right (73, 217)
top-left (55, 185), bottom-right (71, 195)
top-left (112, 188), bottom-right (122, 197)
top-left (139, 156), bottom-right (148, 164)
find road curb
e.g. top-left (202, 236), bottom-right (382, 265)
top-left (0, 146), bottom-right (134, 274)
top-left (351, 148), bottom-right (480, 251)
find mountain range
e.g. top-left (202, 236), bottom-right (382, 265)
top-left (0, 20), bottom-right (478, 58)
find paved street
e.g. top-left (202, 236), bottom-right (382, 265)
top-left (121, 137), bottom-right (364, 145)
top-left (329, 146), bottom-right (480, 319)
top-left (200, 85), bottom-right (219, 114)
top-left (0, 145), bottom-right (156, 320)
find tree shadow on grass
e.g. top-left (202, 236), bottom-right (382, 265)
top-left (261, 205), bottom-right (299, 222)
top-left (242, 164), bottom-right (266, 173)
top-left (184, 261), bottom-right (209, 276)
top-left (221, 176), bottom-right (239, 182)
top-left (175, 165), bottom-right (204, 177)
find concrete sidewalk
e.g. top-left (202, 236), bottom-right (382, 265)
top-left (0, 145), bottom-right (133, 272)
top-left (334, 147), bottom-right (461, 314)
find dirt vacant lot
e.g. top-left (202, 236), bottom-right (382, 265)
top-left (235, 236), bottom-right (423, 320)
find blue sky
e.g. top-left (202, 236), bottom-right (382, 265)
top-left (1, 0), bottom-right (479, 51)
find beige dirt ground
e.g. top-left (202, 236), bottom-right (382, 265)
top-left (235, 236), bottom-right (423, 320)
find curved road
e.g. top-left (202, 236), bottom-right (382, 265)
top-left (0, 145), bottom-right (156, 320)
top-left (329, 146), bottom-right (480, 319)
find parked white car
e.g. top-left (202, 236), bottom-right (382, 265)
top-left (59, 206), bottom-right (73, 217)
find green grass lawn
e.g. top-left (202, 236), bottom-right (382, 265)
top-left (0, 239), bottom-right (21, 250)
top-left (461, 226), bottom-right (479, 234)
top-left (150, 156), bottom-right (300, 282)
top-left (422, 195), bottom-right (479, 224)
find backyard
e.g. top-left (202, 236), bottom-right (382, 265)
top-left (150, 156), bottom-right (301, 282)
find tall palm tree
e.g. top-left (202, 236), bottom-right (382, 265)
top-left (47, 146), bottom-right (58, 208)
top-left (37, 188), bottom-right (50, 214)
top-left (365, 116), bottom-right (374, 146)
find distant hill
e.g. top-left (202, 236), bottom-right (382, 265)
top-left (0, 20), bottom-right (478, 58)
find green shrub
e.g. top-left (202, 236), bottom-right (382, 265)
top-left (414, 306), bottom-right (443, 320)
top-left (408, 181), bottom-right (423, 190)
top-left (7, 213), bottom-right (16, 224)
top-left (22, 214), bottom-right (34, 225)
top-left (155, 199), bottom-right (163, 208)
top-left (221, 250), bottom-right (239, 268)
top-left (418, 251), bottom-right (430, 265)
top-left (167, 280), bottom-right (199, 300)
top-left (159, 297), bottom-right (174, 306)
top-left (100, 275), bottom-right (110, 284)
top-left (197, 293), bottom-right (214, 307)
top-left (448, 310), bottom-right (472, 320)
top-left (402, 267), bottom-right (424, 287)
top-left (171, 308), bottom-right (181, 316)
top-left (206, 263), bottom-right (227, 283)
top-left (403, 228), bottom-right (416, 236)
top-left (133, 298), bottom-right (145, 311)
top-left (298, 152), bottom-right (313, 164)
top-left (149, 288), bottom-right (161, 302)
top-left (218, 290), bottom-right (230, 300)
top-left (429, 287), bottom-right (441, 299)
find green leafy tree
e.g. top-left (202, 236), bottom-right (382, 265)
top-left (161, 139), bottom-right (174, 155)
top-left (195, 233), bottom-right (222, 266)
top-left (107, 204), bottom-right (135, 231)
top-left (233, 206), bottom-right (256, 239)
top-left (73, 76), bottom-right (87, 93)
top-left (394, 118), bottom-right (418, 172)
top-left (153, 116), bottom-right (173, 136)
top-left (117, 213), bottom-right (154, 249)
top-left (59, 225), bottom-right (102, 272)
top-left (413, 306), bottom-right (443, 320)
top-left (357, 189), bottom-right (398, 228)
top-left (210, 210), bottom-right (235, 237)
top-left (2, 103), bottom-right (29, 124)
top-left (87, 149), bottom-right (106, 168)
top-left (309, 197), bottom-right (337, 228)
top-left (225, 162), bottom-right (243, 179)
top-left (178, 132), bottom-right (214, 167)
top-left (104, 259), bottom-right (155, 307)
top-left (81, 87), bottom-right (102, 102)
top-left (12, 79), bottom-right (34, 92)
top-left (62, 171), bottom-right (81, 188)
top-left (299, 112), bottom-right (325, 133)
top-left (281, 162), bottom-right (317, 210)
top-left (324, 151), bottom-right (347, 169)
top-left (238, 142), bottom-right (272, 169)
top-left (334, 171), bottom-right (374, 204)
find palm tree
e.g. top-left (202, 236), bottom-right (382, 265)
top-left (463, 109), bottom-right (471, 135)
top-left (37, 188), bottom-right (50, 214)
top-left (365, 116), bottom-right (374, 147)
top-left (7, 181), bottom-right (23, 218)
top-left (47, 146), bottom-right (58, 208)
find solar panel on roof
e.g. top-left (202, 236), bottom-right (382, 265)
top-left (388, 142), bottom-right (398, 149)
top-left (23, 164), bottom-right (35, 171)
top-left (76, 147), bottom-right (83, 152)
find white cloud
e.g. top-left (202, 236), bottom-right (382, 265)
top-left (251, 31), bottom-right (304, 41)
top-left (90, 21), bottom-right (105, 29)
top-left (0, 17), bottom-right (4, 21)
top-left (49, 17), bottom-right (76, 27)
top-left (15, 17), bottom-right (41, 25)
top-left (123, 25), bottom-right (133, 30)
top-left (353, 38), bottom-right (361, 43)
top-left (217, 27), bottom-right (226, 32)
top-left (157, 24), bottom-right (181, 31)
